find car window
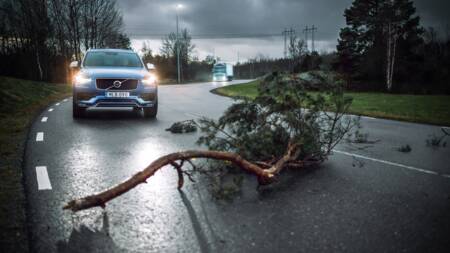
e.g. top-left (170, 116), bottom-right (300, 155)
top-left (84, 52), bottom-right (142, 67)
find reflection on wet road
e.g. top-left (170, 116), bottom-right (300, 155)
top-left (24, 80), bottom-right (450, 252)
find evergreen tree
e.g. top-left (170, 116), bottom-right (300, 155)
top-left (336, 0), bottom-right (423, 91)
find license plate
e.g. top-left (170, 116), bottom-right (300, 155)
top-left (106, 92), bottom-right (130, 98)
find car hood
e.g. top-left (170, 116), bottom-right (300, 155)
top-left (81, 67), bottom-right (148, 79)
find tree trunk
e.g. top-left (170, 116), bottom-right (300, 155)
top-left (386, 22), bottom-right (398, 92)
top-left (389, 35), bottom-right (397, 91)
top-left (386, 23), bottom-right (392, 91)
top-left (35, 46), bottom-right (44, 80)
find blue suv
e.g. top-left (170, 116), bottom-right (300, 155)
top-left (70, 49), bottom-right (158, 118)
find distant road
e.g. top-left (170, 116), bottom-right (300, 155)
top-left (24, 80), bottom-right (450, 252)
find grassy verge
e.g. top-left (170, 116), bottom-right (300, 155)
top-left (0, 76), bottom-right (71, 252)
top-left (212, 80), bottom-right (450, 126)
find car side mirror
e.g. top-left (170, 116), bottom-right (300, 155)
top-left (69, 61), bottom-right (79, 69)
top-left (146, 63), bottom-right (156, 70)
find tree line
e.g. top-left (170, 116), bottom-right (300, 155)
top-left (0, 0), bottom-right (129, 83)
top-left (1, 0), bottom-right (448, 93)
top-left (235, 0), bottom-right (449, 94)
top-left (336, 0), bottom-right (449, 94)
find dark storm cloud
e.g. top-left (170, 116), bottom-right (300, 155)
top-left (414, 0), bottom-right (450, 29)
top-left (117, 0), bottom-right (353, 40)
top-left (117, 0), bottom-right (449, 40)
top-left (118, 0), bottom-right (450, 60)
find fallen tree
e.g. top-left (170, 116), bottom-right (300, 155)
top-left (64, 72), bottom-right (356, 212)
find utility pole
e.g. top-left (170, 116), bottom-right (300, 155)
top-left (282, 28), bottom-right (295, 58)
top-left (303, 25), bottom-right (317, 52)
top-left (303, 25), bottom-right (309, 51)
top-left (311, 25), bottom-right (317, 52)
top-left (282, 28), bottom-right (288, 58)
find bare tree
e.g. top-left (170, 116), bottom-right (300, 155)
top-left (288, 34), bottom-right (307, 71)
top-left (15, 0), bottom-right (49, 80)
top-left (82, 0), bottom-right (123, 49)
top-left (161, 28), bottom-right (195, 81)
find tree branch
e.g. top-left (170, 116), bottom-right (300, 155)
top-left (64, 150), bottom-right (274, 212)
top-left (266, 142), bottom-right (300, 175)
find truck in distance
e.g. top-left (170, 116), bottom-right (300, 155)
top-left (212, 62), bottom-right (233, 82)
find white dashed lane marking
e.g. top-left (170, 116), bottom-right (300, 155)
top-left (36, 132), bottom-right (44, 142)
top-left (55, 103), bottom-right (60, 106)
top-left (333, 149), bottom-right (450, 178)
top-left (63, 98), bottom-right (68, 102)
top-left (48, 108), bottom-right (54, 112)
top-left (41, 117), bottom-right (48, 122)
top-left (35, 166), bottom-right (52, 190)
top-left (362, 116), bottom-right (377, 120)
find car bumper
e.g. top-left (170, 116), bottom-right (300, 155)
top-left (77, 96), bottom-right (156, 108)
top-left (74, 87), bottom-right (157, 108)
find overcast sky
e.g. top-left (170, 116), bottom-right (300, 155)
top-left (117, 0), bottom-right (450, 63)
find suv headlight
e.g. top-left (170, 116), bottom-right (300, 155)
top-left (74, 73), bottom-right (92, 87)
top-left (142, 74), bottom-right (157, 87)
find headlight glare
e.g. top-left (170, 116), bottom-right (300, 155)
top-left (74, 73), bottom-right (92, 86)
top-left (142, 74), bottom-right (157, 86)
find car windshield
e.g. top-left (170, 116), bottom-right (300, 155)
top-left (83, 52), bottom-right (142, 68)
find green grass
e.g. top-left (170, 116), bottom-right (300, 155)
top-left (212, 80), bottom-right (450, 126)
top-left (212, 79), bottom-right (260, 99)
top-left (0, 76), bottom-right (71, 252)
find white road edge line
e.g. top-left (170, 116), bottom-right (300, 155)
top-left (36, 132), bottom-right (44, 142)
top-left (333, 149), bottom-right (450, 178)
top-left (36, 166), bottom-right (52, 190)
top-left (48, 108), bottom-right (54, 112)
top-left (41, 117), bottom-right (48, 122)
top-left (185, 112), bottom-right (203, 118)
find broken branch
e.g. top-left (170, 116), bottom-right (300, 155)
top-left (64, 150), bottom-right (275, 212)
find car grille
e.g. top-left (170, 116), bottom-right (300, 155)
top-left (96, 79), bottom-right (138, 90)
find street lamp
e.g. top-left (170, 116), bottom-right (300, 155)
top-left (176, 4), bottom-right (183, 84)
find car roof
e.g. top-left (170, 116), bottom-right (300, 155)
top-left (87, 48), bottom-right (136, 53)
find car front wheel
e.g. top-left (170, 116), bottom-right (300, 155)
top-left (72, 99), bottom-right (86, 118)
top-left (143, 100), bottom-right (158, 118)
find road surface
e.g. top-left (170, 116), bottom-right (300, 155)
top-left (24, 80), bottom-right (450, 252)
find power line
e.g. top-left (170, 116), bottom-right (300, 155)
top-left (127, 32), bottom-right (284, 39)
top-left (127, 27), bottom-right (320, 48)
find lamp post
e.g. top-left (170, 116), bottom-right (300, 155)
top-left (176, 4), bottom-right (183, 84)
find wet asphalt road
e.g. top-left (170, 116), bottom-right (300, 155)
top-left (24, 80), bottom-right (450, 253)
